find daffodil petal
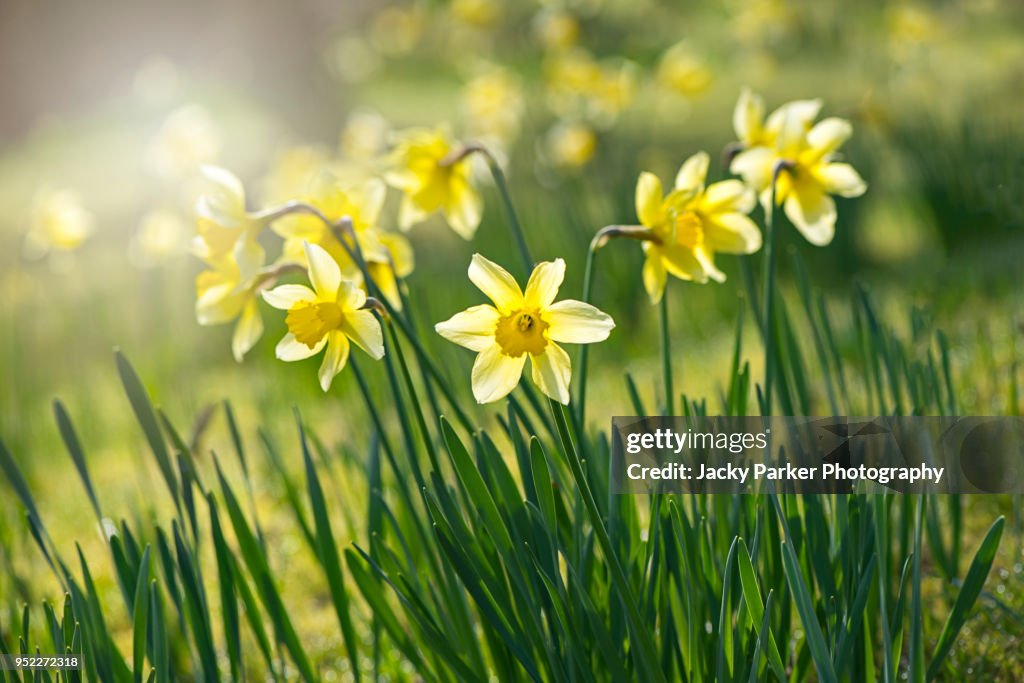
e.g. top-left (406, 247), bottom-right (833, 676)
top-left (729, 146), bottom-right (775, 193)
top-left (435, 304), bottom-right (500, 351)
top-left (444, 179), bottom-right (483, 240)
top-left (379, 232), bottom-right (415, 277)
top-left (471, 343), bottom-right (526, 404)
top-left (661, 244), bottom-right (707, 283)
top-left (531, 342), bottom-right (572, 405)
top-left (641, 249), bottom-right (667, 304)
top-left (733, 88), bottom-right (765, 144)
top-left (318, 332), bottom-right (351, 392)
top-left (705, 213), bottom-right (763, 254)
top-left (807, 118), bottom-right (852, 159)
top-left (524, 258), bottom-right (565, 309)
top-left (196, 282), bottom-right (244, 325)
top-left (468, 253), bottom-right (524, 312)
top-left (338, 280), bottom-right (367, 311)
top-left (674, 151), bottom-right (709, 194)
top-left (784, 185), bottom-right (837, 246)
top-left (544, 300), bottom-right (614, 344)
top-left (233, 238), bottom-right (265, 283)
top-left (341, 309), bottom-right (385, 360)
top-left (276, 332), bottom-right (327, 361)
top-left (359, 178), bottom-right (387, 227)
top-left (817, 162), bottom-right (867, 198)
top-left (398, 194), bottom-right (429, 231)
top-left (693, 248), bottom-right (726, 283)
top-left (232, 298), bottom-right (263, 362)
top-left (262, 284), bottom-right (316, 310)
top-left (701, 179), bottom-right (755, 214)
top-left (304, 241), bottom-right (342, 298)
top-left (635, 172), bottom-right (664, 228)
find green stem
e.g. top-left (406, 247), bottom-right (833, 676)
top-left (660, 288), bottom-right (674, 416)
top-left (574, 244), bottom-right (599, 426)
top-left (762, 169), bottom-right (782, 416)
top-left (472, 146), bottom-right (534, 275)
top-left (548, 399), bottom-right (666, 683)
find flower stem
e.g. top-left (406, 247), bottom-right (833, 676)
top-left (574, 243), bottom-right (598, 427)
top-left (465, 145), bottom-right (534, 275)
top-left (660, 287), bottom-right (674, 416)
top-left (762, 167), bottom-right (783, 415)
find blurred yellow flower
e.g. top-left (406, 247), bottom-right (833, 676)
top-left (657, 42), bottom-right (713, 98)
top-left (460, 66), bottom-right (525, 146)
top-left (195, 238), bottom-right (266, 362)
top-left (546, 50), bottom-right (636, 127)
top-left (369, 6), bottom-right (425, 56)
top-left (533, 7), bottom-right (579, 52)
top-left (340, 110), bottom-right (390, 162)
top-left (193, 166), bottom-right (262, 266)
top-left (147, 104), bottom-right (222, 178)
top-left (263, 241), bottom-right (384, 391)
top-left (635, 152), bottom-right (762, 302)
top-left (450, 0), bottom-right (501, 28)
top-left (130, 209), bottom-right (187, 266)
top-left (436, 254), bottom-right (614, 404)
top-left (272, 174), bottom-right (414, 309)
top-left (263, 146), bottom-right (332, 205)
top-left (730, 93), bottom-right (867, 245)
top-left (546, 121), bottom-right (597, 169)
top-left (385, 128), bottom-right (482, 239)
top-left (24, 188), bottom-right (94, 258)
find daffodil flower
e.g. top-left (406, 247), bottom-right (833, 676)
top-left (436, 254), bottom-right (614, 405)
top-left (634, 152), bottom-right (762, 302)
top-left (730, 92), bottom-right (867, 246)
top-left (273, 174), bottom-right (414, 309)
top-left (385, 128), bottom-right (483, 240)
top-left (24, 188), bottom-right (94, 259)
top-left (262, 242), bottom-right (384, 391)
top-left (193, 165), bottom-right (262, 266)
top-left (195, 238), bottom-right (267, 362)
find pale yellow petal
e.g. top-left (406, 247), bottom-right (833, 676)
top-left (471, 343), bottom-right (527, 404)
top-left (765, 99), bottom-right (822, 140)
top-left (784, 184), bottom-right (837, 246)
top-left (661, 244), bottom-right (707, 283)
top-left (231, 298), bottom-right (263, 362)
top-left (379, 232), bottom-right (415, 277)
top-left (276, 332), bottom-right (327, 361)
top-left (398, 193), bottom-right (429, 231)
top-left (704, 213), bottom-right (763, 254)
top-left (693, 247), bottom-right (726, 283)
top-left (524, 258), bottom-right (565, 310)
top-left (816, 162), bottom-right (867, 198)
top-left (635, 172), bottom-right (664, 228)
top-left (674, 151), bottom-right (709, 194)
top-left (196, 282), bottom-right (244, 325)
top-left (468, 253), bottom-right (524, 313)
top-left (435, 304), bottom-right (500, 351)
top-left (261, 284), bottom-right (316, 310)
top-left (444, 178), bottom-right (483, 240)
top-left (733, 88), bottom-right (764, 144)
top-left (304, 241), bottom-right (342, 299)
top-left (530, 342), bottom-right (572, 405)
top-left (641, 248), bottom-right (667, 304)
top-left (359, 178), bottom-right (387, 227)
top-left (701, 179), bottom-right (755, 214)
top-left (338, 280), bottom-right (367, 311)
top-left (544, 300), bottom-right (614, 344)
top-left (729, 146), bottom-right (775, 192)
top-left (341, 309), bottom-right (385, 360)
top-left (319, 332), bottom-right (351, 392)
top-left (806, 118), bottom-right (852, 160)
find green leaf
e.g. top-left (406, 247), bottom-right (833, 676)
top-left (131, 548), bottom-right (150, 683)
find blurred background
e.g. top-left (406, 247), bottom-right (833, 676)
top-left (1, 0), bottom-right (1023, 669)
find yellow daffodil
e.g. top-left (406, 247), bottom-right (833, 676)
top-left (730, 92), bottom-right (867, 246)
top-left (436, 254), bottom-right (614, 404)
top-left (193, 165), bottom-right (262, 266)
top-left (657, 42), bottom-right (713, 98)
top-left (147, 104), bottom-right (221, 178)
top-left (546, 121), bottom-right (597, 169)
top-left (731, 89), bottom-right (822, 151)
top-left (195, 238), bottom-right (267, 362)
top-left (262, 242), bottom-right (385, 392)
top-left (24, 188), bottom-right (94, 258)
top-left (273, 174), bottom-right (414, 309)
top-left (460, 66), bottom-right (525, 146)
top-left (635, 152), bottom-right (762, 302)
top-left (385, 128), bottom-right (483, 239)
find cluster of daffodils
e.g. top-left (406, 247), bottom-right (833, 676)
top-left (610, 90), bottom-right (866, 303)
top-left (190, 123), bottom-right (486, 389)
top-left (191, 90), bottom-right (863, 407)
